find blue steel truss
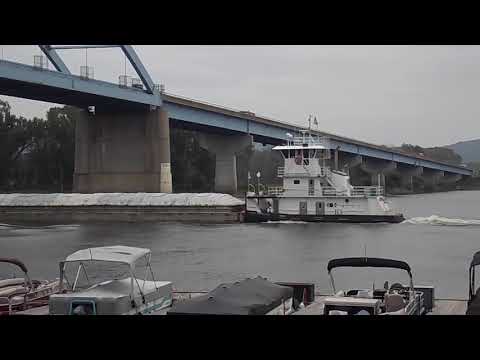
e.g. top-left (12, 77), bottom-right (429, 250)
top-left (38, 45), bottom-right (156, 94)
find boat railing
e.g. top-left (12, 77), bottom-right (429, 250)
top-left (321, 187), bottom-right (350, 197)
top-left (351, 186), bottom-right (384, 197)
top-left (289, 135), bottom-right (331, 149)
top-left (268, 186), bottom-right (284, 196)
top-left (277, 167), bottom-right (285, 178)
top-left (321, 186), bottom-right (384, 197)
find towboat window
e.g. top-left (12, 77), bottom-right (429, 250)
top-left (329, 203), bottom-right (333, 207)
top-left (294, 180), bottom-right (300, 185)
top-left (345, 199), bottom-right (349, 203)
top-left (302, 149), bottom-right (310, 165)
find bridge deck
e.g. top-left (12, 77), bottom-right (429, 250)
top-left (0, 57), bottom-right (472, 176)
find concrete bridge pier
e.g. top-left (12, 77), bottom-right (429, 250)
top-left (74, 107), bottom-right (172, 193)
top-left (360, 158), bottom-right (397, 190)
top-left (198, 133), bottom-right (253, 194)
top-left (337, 153), bottom-right (363, 173)
top-left (422, 169), bottom-right (444, 191)
top-left (439, 172), bottom-right (462, 184)
top-left (395, 165), bottom-right (423, 192)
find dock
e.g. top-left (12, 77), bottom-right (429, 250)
top-left (14, 294), bottom-right (468, 315)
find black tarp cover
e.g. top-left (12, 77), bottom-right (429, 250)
top-left (167, 276), bottom-right (294, 315)
top-left (327, 257), bottom-right (412, 276)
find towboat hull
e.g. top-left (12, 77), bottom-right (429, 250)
top-left (245, 211), bottom-right (405, 224)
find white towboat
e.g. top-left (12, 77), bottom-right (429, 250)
top-left (323, 257), bottom-right (434, 315)
top-left (48, 246), bottom-right (173, 315)
top-left (245, 130), bottom-right (404, 223)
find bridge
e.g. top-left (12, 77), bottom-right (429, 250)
top-left (0, 45), bottom-right (472, 194)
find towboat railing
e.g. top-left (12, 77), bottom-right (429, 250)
top-left (277, 167), bottom-right (285, 178)
top-left (351, 186), bottom-right (384, 197)
top-left (288, 135), bottom-right (331, 149)
top-left (321, 188), bottom-right (349, 196)
top-left (321, 186), bottom-right (384, 197)
top-left (268, 186), bottom-right (284, 196)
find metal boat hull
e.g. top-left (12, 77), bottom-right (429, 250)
top-left (245, 211), bottom-right (405, 224)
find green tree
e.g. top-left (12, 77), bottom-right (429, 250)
top-left (0, 100), bottom-right (35, 188)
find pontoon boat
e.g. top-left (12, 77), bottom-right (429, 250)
top-left (48, 246), bottom-right (173, 315)
top-left (466, 250), bottom-right (480, 315)
top-left (0, 258), bottom-right (61, 315)
top-left (323, 257), bottom-right (434, 315)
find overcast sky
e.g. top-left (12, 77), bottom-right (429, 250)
top-left (1, 45), bottom-right (480, 147)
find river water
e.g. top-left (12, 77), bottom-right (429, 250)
top-left (1, 190), bottom-right (480, 299)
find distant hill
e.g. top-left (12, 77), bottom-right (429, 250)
top-left (446, 139), bottom-right (480, 163)
top-left (390, 144), bottom-right (463, 165)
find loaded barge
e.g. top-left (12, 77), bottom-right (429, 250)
top-left (0, 193), bottom-right (245, 224)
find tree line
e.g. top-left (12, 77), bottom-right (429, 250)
top-left (0, 98), bottom-right (282, 193)
top-left (0, 99), bottom-right (76, 192)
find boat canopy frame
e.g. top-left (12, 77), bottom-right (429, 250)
top-left (327, 257), bottom-right (414, 294)
top-left (58, 246), bottom-right (158, 302)
top-left (469, 251), bottom-right (480, 302)
top-left (0, 257), bottom-right (32, 288)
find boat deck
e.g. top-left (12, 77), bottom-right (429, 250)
top-left (293, 296), bottom-right (468, 315)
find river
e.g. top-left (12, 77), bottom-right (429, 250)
top-left (1, 190), bottom-right (480, 299)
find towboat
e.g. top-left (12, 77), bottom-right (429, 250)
top-left (0, 258), bottom-right (61, 315)
top-left (466, 251), bottom-right (480, 315)
top-left (245, 130), bottom-right (404, 223)
top-left (48, 246), bottom-right (173, 315)
top-left (323, 257), bottom-right (434, 315)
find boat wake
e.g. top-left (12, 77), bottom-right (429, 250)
top-left (402, 215), bottom-right (480, 226)
top-left (0, 223), bottom-right (80, 231)
top-left (265, 220), bottom-right (309, 224)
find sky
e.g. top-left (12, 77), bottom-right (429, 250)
top-left (1, 45), bottom-right (480, 147)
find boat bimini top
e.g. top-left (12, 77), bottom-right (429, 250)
top-left (327, 257), bottom-right (414, 293)
top-left (0, 257), bottom-right (32, 289)
top-left (59, 246), bottom-right (156, 296)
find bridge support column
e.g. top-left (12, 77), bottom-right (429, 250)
top-left (396, 166), bottom-right (423, 192)
top-left (337, 154), bottom-right (362, 173)
top-left (360, 158), bottom-right (397, 192)
top-left (198, 133), bottom-right (253, 194)
top-left (439, 172), bottom-right (462, 184)
top-left (74, 107), bottom-right (172, 193)
top-left (422, 169), bottom-right (444, 191)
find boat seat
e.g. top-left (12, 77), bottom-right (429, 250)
top-left (384, 293), bottom-right (406, 312)
top-left (0, 278), bottom-right (25, 289)
top-left (0, 286), bottom-right (28, 304)
top-left (329, 310), bottom-right (348, 315)
top-left (356, 290), bottom-right (371, 298)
